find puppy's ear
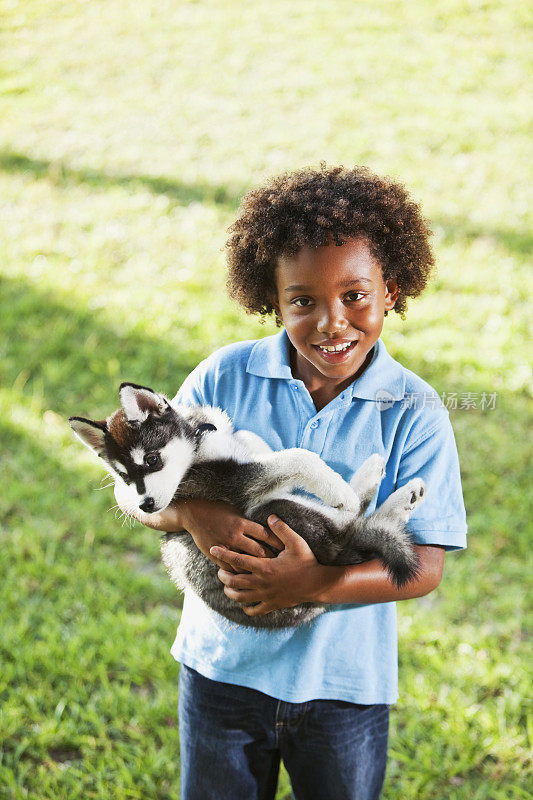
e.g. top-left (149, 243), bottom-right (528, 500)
top-left (119, 382), bottom-right (171, 423)
top-left (69, 417), bottom-right (107, 457)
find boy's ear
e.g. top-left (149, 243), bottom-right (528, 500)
top-left (270, 295), bottom-right (284, 326)
top-left (69, 417), bottom-right (107, 457)
top-left (384, 280), bottom-right (400, 311)
top-left (271, 295), bottom-right (281, 315)
top-left (119, 382), bottom-right (171, 423)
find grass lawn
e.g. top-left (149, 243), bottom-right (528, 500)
top-left (0, 1), bottom-right (531, 798)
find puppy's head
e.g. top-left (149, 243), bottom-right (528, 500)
top-left (69, 383), bottom-right (196, 513)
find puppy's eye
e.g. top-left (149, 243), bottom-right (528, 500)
top-left (111, 462), bottom-right (130, 483)
top-left (144, 453), bottom-right (161, 468)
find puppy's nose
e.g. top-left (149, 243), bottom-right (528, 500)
top-left (140, 497), bottom-right (155, 512)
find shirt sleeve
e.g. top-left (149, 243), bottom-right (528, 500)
top-left (171, 363), bottom-right (210, 407)
top-left (397, 412), bottom-right (468, 550)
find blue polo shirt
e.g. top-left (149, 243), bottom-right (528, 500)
top-left (170, 331), bottom-right (467, 704)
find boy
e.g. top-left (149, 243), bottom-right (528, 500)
top-left (126, 165), bottom-right (467, 800)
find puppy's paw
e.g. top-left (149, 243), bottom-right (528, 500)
top-left (331, 485), bottom-right (361, 513)
top-left (404, 478), bottom-right (425, 509)
top-left (384, 479), bottom-right (425, 521)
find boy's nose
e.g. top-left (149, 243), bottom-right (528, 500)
top-left (316, 304), bottom-right (347, 335)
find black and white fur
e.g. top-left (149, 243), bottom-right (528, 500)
top-left (69, 383), bottom-right (425, 629)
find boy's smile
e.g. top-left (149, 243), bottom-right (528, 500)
top-left (274, 239), bottom-right (398, 407)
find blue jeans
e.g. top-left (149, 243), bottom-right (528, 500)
top-left (178, 665), bottom-right (389, 800)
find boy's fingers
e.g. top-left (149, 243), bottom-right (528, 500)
top-left (243, 522), bottom-right (284, 551)
top-left (266, 515), bottom-right (308, 551)
top-left (210, 547), bottom-right (260, 573)
top-left (208, 548), bottom-right (239, 573)
top-left (242, 602), bottom-right (271, 617)
top-left (223, 586), bottom-right (261, 604)
top-left (238, 536), bottom-right (269, 558)
top-left (217, 569), bottom-right (255, 589)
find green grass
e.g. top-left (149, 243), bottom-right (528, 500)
top-left (0, 0), bottom-right (531, 797)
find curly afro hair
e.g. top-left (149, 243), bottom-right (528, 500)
top-left (226, 165), bottom-right (435, 320)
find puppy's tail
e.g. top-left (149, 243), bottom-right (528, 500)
top-left (336, 519), bottom-right (420, 588)
top-left (379, 528), bottom-right (420, 588)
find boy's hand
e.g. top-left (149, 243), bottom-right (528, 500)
top-left (211, 515), bottom-right (326, 616)
top-left (179, 499), bottom-right (283, 565)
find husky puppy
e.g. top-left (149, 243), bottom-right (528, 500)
top-left (69, 383), bottom-right (425, 629)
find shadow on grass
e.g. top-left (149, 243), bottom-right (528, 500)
top-left (1, 417), bottom-right (179, 798)
top-left (1, 412), bottom-right (179, 611)
top-left (2, 149), bottom-right (531, 257)
top-left (0, 149), bottom-right (243, 210)
top-left (0, 274), bottom-right (201, 415)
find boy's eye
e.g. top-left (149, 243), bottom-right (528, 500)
top-left (345, 291), bottom-right (364, 302)
top-left (144, 453), bottom-right (161, 468)
top-left (292, 297), bottom-right (312, 307)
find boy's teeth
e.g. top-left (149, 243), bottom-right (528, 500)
top-left (319, 342), bottom-right (352, 352)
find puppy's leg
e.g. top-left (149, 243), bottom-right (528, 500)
top-left (350, 455), bottom-right (386, 515)
top-left (371, 479), bottom-right (425, 524)
top-left (257, 449), bottom-right (361, 512)
top-left (234, 430), bottom-right (274, 457)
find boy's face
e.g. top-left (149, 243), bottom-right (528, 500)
top-left (274, 238), bottom-right (398, 395)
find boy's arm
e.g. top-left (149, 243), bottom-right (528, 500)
top-left (310, 544), bottom-right (444, 604)
top-left (211, 515), bottom-right (445, 617)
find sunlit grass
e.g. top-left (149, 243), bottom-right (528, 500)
top-left (0, 0), bottom-right (531, 797)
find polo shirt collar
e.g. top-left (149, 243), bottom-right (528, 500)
top-left (246, 329), bottom-right (294, 379)
top-left (246, 330), bottom-right (405, 401)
